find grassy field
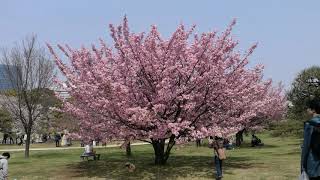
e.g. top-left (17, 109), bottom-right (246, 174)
top-left (0, 140), bottom-right (142, 149)
top-left (1, 133), bottom-right (302, 180)
top-left (0, 141), bottom-right (82, 149)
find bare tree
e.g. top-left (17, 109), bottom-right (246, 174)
top-left (0, 35), bottom-right (55, 158)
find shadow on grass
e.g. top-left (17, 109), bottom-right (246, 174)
top-left (272, 149), bottom-right (301, 156)
top-left (65, 152), bottom-right (256, 179)
top-left (236, 143), bottom-right (279, 149)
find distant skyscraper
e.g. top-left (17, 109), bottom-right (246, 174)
top-left (0, 64), bottom-right (15, 90)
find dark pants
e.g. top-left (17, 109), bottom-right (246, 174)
top-left (196, 139), bottom-right (201, 147)
top-left (310, 177), bottom-right (320, 180)
top-left (214, 155), bottom-right (222, 178)
top-left (55, 140), bottom-right (60, 147)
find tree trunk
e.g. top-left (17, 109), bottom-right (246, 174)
top-left (24, 116), bottom-right (33, 159)
top-left (25, 128), bottom-right (31, 158)
top-left (151, 135), bottom-right (175, 165)
top-left (152, 139), bottom-right (165, 165)
top-left (126, 142), bottom-right (131, 157)
top-left (236, 129), bottom-right (245, 147)
top-left (196, 139), bottom-right (201, 147)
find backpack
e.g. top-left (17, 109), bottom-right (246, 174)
top-left (309, 121), bottom-right (320, 158)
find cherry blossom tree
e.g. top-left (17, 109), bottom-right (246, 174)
top-left (47, 17), bottom-right (286, 165)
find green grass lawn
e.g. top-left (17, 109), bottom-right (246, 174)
top-left (3, 133), bottom-right (302, 180)
top-left (0, 140), bottom-right (140, 149)
top-left (0, 141), bottom-right (82, 149)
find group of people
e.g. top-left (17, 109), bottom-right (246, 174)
top-left (1, 133), bottom-right (52, 146)
top-left (1, 100), bottom-right (320, 179)
top-left (54, 133), bottom-right (72, 147)
top-left (1, 132), bottom-right (24, 145)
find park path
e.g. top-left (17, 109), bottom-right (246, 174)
top-left (1, 142), bottom-right (149, 152)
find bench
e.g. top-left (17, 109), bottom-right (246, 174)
top-left (80, 153), bottom-right (101, 160)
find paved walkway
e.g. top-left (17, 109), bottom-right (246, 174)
top-left (2, 142), bottom-right (149, 152)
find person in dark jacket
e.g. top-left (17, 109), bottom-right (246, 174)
top-left (54, 133), bottom-right (61, 147)
top-left (301, 99), bottom-right (320, 179)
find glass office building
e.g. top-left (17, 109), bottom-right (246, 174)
top-left (0, 65), bottom-right (15, 90)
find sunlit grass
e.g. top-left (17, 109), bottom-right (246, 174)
top-left (3, 133), bottom-right (301, 180)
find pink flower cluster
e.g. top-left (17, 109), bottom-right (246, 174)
top-left (47, 17), bottom-right (286, 144)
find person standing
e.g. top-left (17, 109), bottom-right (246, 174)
top-left (66, 134), bottom-right (72, 146)
top-left (61, 134), bottom-right (67, 146)
top-left (1, 134), bottom-right (8, 144)
top-left (54, 133), bottom-right (61, 147)
top-left (0, 152), bottom-right (10, 180)
top-left (23, 134), bottom-right (27, 145)
top-left (209, 136), bottom-right (226, 179)
top-left (196, 138), bottom-right (201, 147)
top-left (301, 99), bottom-right (320, 179)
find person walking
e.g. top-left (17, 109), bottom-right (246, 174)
top-left (0, 152), bottom-right (10, 180)
top-left (209, 136), bottom-right (226, 179)
top-left (301, 98), bottom-right (320, 180)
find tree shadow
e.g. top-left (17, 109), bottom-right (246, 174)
top-left (65, 151), bottom-right (256, 179)
top-left (287, 142), bottom-right (302, 146)
top-left (272, 149), bottom-right (301, 156)
top-left (237, 143), bottom-right (279, 149)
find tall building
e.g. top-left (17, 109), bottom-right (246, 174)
top-left (51, 83), bottom-right (70, 100)
top-left (0, 64), bottom-right (15, 90)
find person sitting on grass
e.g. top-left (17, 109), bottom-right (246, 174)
top-left (251, 134), bottom-right (264, 147)
top-left (223, 139), bottom-right (234, 150)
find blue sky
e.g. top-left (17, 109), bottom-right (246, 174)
top-left (1, 0), bottom-right (320, 88)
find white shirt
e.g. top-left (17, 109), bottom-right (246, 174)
top-left (84, 145), bottom-right (93, 154)
top-left (0, 156), bottom-right (8, 180)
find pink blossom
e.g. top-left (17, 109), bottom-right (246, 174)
top-left (47, 17), bottom-right (286, 145)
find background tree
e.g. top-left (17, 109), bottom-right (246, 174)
top-left (0, 35), bottom-right (55, 158)
top-left (34, 88), bottom-right (63, 135)
top-left (49, 109), bottom-right (79, 133)
top-left (31, 88), bottom-right (80, 134)
top-left (287, 66), bottom-right (320, 120)
top-left (270, 66), bottom-right (320, 137)
top-left (48, 17), bottom-right (286, 165)
top-left (0, 108), bottom-right (13, 133)
top-left (235, 105), bottom-right (285, 147)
